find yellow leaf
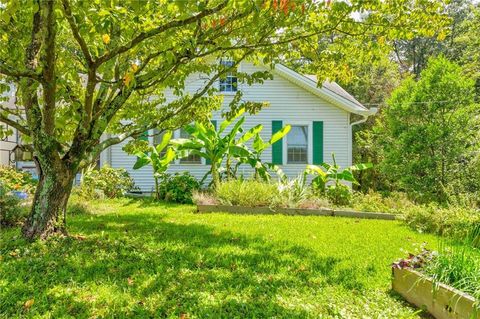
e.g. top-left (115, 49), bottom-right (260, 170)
top-left (123, 72), bottom-right (133, 87)
top-left (131, 63), bottom-right (139, 72)
top-left (437, 31), bottom-right (446, 41)
top-left (102, 34), bottom-right (110, 44)
top-left (23, 299), bottom-right (34, 310)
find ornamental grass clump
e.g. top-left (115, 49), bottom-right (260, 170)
top-left (216, 180), bottom-right (279, 207)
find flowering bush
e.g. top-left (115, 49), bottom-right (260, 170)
top-left (0, 165), bottom-right (37, 194)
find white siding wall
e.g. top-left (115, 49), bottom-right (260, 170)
top-left (108, 62), bottom-right (351, 192)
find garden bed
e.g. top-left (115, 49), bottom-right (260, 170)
top-left (392, 268), bottom-right (479, 319)
top-left (196, 204), bottom-right (398, 220)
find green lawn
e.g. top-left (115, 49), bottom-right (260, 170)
top-left (0, 198), bottom-right (438, 318)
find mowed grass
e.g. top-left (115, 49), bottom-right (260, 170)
top-left (0, 198), bottom-right (438, 318)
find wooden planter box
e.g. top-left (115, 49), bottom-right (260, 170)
top-left (196, 204), bottom-right (398, 220)
top-left (392, 268), bottom-right (479, 319)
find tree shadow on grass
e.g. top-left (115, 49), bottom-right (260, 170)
top-left (1, 207), bottom-right (367, 318)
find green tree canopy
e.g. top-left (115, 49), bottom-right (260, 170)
top-left (376, 56), bottom-right (479, 201)
top-left (0, 0), bottom-right (448, 239)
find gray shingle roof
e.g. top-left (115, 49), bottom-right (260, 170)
top-left (304, 75), bottom-right (367, 110)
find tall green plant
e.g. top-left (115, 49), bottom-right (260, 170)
top-left (171, 109), bottom-right (259, 189)
top-left (239, 125), bottom-right (291, 181)
top-left (132, 131), bottom-right (177, 199)
top-left (306, 153), bottom-right (373, 193)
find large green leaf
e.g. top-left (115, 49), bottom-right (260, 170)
top-left (170, 138), bottom-right (204, 149)
top-left (159, 147), bottom-right (176, 167)
top-left (155, 130), bottom-right (172, 154)
top-left (133, 152), bottom-right (151, 170)
top-left (219, 108), bottom-right (245, 134)
top-left (269, 124), bottom-right (291, 145)
top-left (238, 124), bottom-right (263, 144)
top-left (228, 145), bottom-right (251, 158)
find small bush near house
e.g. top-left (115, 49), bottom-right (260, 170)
top-left (157, 172), bottom-right (200, 204)
top-left (0, 183), bottom-right (28, 227)
top-left (326, 184), bottom-right (353, 206)
top-left (81, 165), bottom-right (135, 198)
top-left (216, 180), bottom-right (279, 207)
top-left (0, 165), bottom-right (37, 194)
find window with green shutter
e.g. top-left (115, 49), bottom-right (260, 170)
top-left (271, 120), bottom-right (283, 165)
top-left (312, 121), bottom-right (324, 164)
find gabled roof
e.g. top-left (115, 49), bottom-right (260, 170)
top-left (272, 64), bottom-right (376, 116)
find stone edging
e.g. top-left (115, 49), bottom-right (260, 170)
top-left (196, 204), bottom-right (398, 220)
top-left (392, 268), bottom-right (479, 319)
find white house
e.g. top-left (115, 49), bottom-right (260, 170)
top-left (101, 62), bottom-right (376, 192)
top-left (1, 62), bottom-right (376, 191)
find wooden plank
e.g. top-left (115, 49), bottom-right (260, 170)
top-left (392, 268), bottom-right (479, 319)
top-left (196, 205), bottom-right (399, 219)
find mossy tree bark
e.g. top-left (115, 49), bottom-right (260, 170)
top-left (22, 162), bottom-right (75, 240)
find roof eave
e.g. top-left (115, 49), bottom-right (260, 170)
top-left (272, 64), bottom-right (375, 116)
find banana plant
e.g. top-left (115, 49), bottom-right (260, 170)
top-left (306, 153), bottom-right (373, 193)
top-left (237, 124), bottom-right (291, 181)
top-left (170, 109), bottom-right (260, 189)
top-left (132, 131), bottom-right (179, 200)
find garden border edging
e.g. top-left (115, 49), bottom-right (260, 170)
top-left (196, 204), bottom-right (398, 220)
top-left (392, 267), bottom-right (479, 319)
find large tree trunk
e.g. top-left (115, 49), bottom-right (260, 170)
top-left (22, 162), bottom-right (75, 241)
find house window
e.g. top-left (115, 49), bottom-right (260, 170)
top-left (179, 128), bottom-right (202, 164)
top-left (219, 60), bottom-right (237, 92)
top-left (287, 125), bottom-right (308, 164)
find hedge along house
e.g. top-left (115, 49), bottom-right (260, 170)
top-left (101, 62), bottom-right (377, 193)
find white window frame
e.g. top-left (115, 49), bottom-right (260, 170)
top-left (218, 59), bottom-right (239, 95)
top-left (283, 122), bottom-right (312, 165)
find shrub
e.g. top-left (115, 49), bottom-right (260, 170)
top-left (403, 204), bottom-right (480, 239)
top-left (326, 184), bottom-right (353, 206)
top-left (158, 172), bottom-right (200, 204)
top-left (81, 165), bottom-right (135, 198)
top-left (0, 165), bottom-right (37, 194)
top-left (351, 191), bottom-right (416, 214)
top-left (0, 183), bottom-right (28, 227)
top-left (216, 180), bottom-right (279, 207)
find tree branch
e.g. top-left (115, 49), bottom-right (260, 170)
top-left (0, 61), bottom-right (42, 82)
top-left (94, 1), bottom-right (228, 66)
top-left (61, 0), bottom-right (93, 65)
top-left (41, 0), bottom-right (57, 135)
top-left (0, 114), bottom-right (30, 136)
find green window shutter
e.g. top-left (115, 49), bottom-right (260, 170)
top-left (139, 130), bottom-right (149, 141)
top-left (312, 121), bottom-right (324, 164)
top-left (271, 120), bottom-right (283, 165)
top-left (206, 120), bottom-right (217, 165)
